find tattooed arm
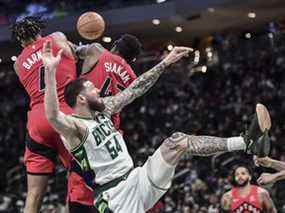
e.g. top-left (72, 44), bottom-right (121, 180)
top-left (102, 46), bottom-right (192, 115)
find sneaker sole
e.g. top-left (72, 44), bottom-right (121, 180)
top-left (256, 103), bottom-right (272, 132)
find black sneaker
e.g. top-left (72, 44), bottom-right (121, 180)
top-left (244, 103), bottom-right (272, 157)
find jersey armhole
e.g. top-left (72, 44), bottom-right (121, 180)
top-left (70, 127), bottom-right (89, 153)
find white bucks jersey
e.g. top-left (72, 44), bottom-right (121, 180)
top-left (70, 113), bottom-right (134, 185)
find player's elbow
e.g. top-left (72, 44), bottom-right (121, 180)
top-left (45, 108), bottom-right (60, 124)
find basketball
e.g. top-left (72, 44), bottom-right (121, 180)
top-left (76, 11), bottom-right (105, 40)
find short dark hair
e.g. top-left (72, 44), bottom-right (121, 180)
top-left (11, 16), bottom-right (46, 43)
top-left (64, 78), bottom-right (88, 108)
top-left (112, 34), bottom-right (142, 63)
top-left (230, 164), bottom-right (253, 186)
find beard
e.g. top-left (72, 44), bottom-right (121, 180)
top-left (86, 96), bottom-right (105, 112)
top-left (236, 177), bottom-right (250, 187)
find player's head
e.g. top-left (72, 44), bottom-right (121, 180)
top-left (111, 34), bottom-right (142, 63)
top-left (231, 164), bottom-right (252, 187)
top-left (64, 78), bottom-right (105, 112)
top-left (11, 16), bottom-right (46, 47)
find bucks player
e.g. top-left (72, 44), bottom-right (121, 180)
top-left (42, 41), bottom-right (271, 213)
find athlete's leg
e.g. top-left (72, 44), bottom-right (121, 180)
top-left (23, 136), bottom-right (57, 213)
top-left (24, 174), bottom-right (50, 213)
top-left (142, 104), bottom-right (271, 210)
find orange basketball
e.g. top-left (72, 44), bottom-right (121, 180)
top-left (76, 11), bottom-right (105, 40)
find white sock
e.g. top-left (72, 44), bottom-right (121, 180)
top-left (227, 136), bottom-right (246, 151)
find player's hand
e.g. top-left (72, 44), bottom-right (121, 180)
top-left (162, 46), bottom-right (193, 66)
top-left (257, 172), bottom-right (277, 185)
top-left (42, 41), bottom-right (63, 71)
top-left (254, 156), bottom-right (273, 168)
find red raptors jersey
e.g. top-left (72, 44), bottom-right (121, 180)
top-left (16, 35), bottom-right (77, 108)
top-left (82, 49), bottom-right (137, 130)
top-left (230, 185), bottom-right (262, 213)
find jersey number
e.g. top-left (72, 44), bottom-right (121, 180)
top-left (100, 77), bottom-right (126, 97)
top-left (105, 135), bottom-right (123, 159)
top-left (39, 66), bottom-right (46, 91)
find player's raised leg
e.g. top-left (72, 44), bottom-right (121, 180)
top-left (141, 103), bottom-right (271, 210)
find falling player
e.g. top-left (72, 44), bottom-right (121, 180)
top-left (42, 41), bottom-right (271, 213)
top-left (221, 165), bottom-right (277, 212)
top-left (67, 34), bottom-right (141, 212)
top-left (11, 16), bottom-right (77, 213)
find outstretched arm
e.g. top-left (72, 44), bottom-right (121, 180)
top-left (43, 41), bottom-right (79, 139)
top-left (103, 46), bottom-right (192, 115)
top-left (255, 156), bottom-right (285, 171)
top-left (74, 43), bottom-right (104, 59)
top-left (257, 170), bottom-right (285, 185)
top-left (69, 42), bottom-right (104, 74)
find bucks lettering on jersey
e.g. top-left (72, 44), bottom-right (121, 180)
top-left (70, 113), bottom-right (134, 185)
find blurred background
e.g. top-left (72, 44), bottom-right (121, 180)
top-left (1, 0), bottom-right (285, 212)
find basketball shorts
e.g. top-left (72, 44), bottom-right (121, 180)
top-left (97, 148), bottom-right (175, 213)
top-left (24, 103), bottom-right (73, 174)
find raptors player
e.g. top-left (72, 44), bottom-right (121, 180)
top-left (221, 165), bottom-right (277, 212)
top-left (67, 34), bottom-right (141, 212)
top-left (11, 16), bottom-right (76, 213)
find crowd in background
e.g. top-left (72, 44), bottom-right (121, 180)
top-left (0, 0), bottom-right (161, 25)
top-left (1, 31), bottom-right (285, 212)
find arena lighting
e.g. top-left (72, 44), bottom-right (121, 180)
top-left (167, 44), bottom-right (174, 51)
top-left (202, 66), bottom-right (207, 73)
top-left (205, 47), bottom-right (211, 52)
top-left (268, 33), bottom-right (274, 39)
top-left (175, 26), bottom-right (183, 32)
top-left (156, 0), bottom-right (166, 3)
top-left (152, 19), bottom-right (160, 25)
top-left (208, 8), bottom-right (215, 12)
top-left (11, 56), bottom-right (17, 61)
top-left (0, 58), bottom-right (2, 63)
top-left (207, 52), bottom-right (213, 58)
top-left (102, 36), bottom-right (112, 43)
top-left (245, 33), bottom-right (251, 39)
top-left (248, 12), bottom-right (256, 19)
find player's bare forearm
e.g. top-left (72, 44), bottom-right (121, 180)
top-left (103, 61), bottom-right (167, 114)
top-left (44, 66), bottom-right (60, 124)
top-left (270, 159), bottom-right (285, 171)
top-left (273, 170), bottom-right (285, 182)
top-left (42, 41), bottom-right (78, 138)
